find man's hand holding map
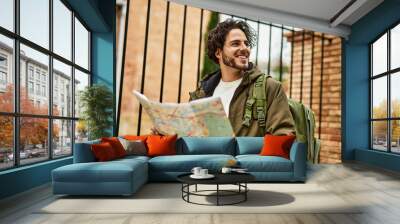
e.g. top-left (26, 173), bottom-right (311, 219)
top-left (132, 91), bottom-right (234, 137)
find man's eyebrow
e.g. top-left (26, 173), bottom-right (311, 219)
top-left (229, 39), bottom-right (244, 43)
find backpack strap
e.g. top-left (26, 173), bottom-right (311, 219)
top-left (254, 74), bottom-right (266, 128)
top-left (242, 74), bottom-right (267, 129)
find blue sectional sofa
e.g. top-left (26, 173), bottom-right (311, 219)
top-left (52, 137), bottom-right (306, 196)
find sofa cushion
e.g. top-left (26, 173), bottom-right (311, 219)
top-left (118, 138), bottom-right (147, 156)
top-left (91, 142), bottom-right (118, 161)
top-left (73, 139), bottom-right (101, 163)
top-left (115, 155), bottom-right (150, 163)
top-left (236, 155), bottom-right (293, 172)
top-left (147, 135), bottom-right (177, 157)
top-left (52, 159), bottom-right (147, 183)
top-left (101, 137), bottom-right (127, 158)
top-left (260, 135), bottom-right (296, 159)
top-left (176, 137), bottom-right (236, 155)
top-left (148, 154), bottom-right (235, 172)
top-left (236, 137), bottom-right (263, 155)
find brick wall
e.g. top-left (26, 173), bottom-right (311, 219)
top-left (286, 31), bottom-right (342, 163)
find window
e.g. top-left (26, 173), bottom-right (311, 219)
top-left (0, 71), bottom-right (6, 85)
top-left (0, 0), bottom-right (14, 32)
top-left (35, 70), bottom-right (41, 81)
top-left (0, 54), bottom-right (7, 86)
top-left (0, 0), bottom-right (91, 170)
top-left (41, 73), bottom-right (46, 82)
top-left (53, 0), bottom-right (72, 60)
top-left (53, 119), bottom-right (72, 158)
top-left (75, 18), bottom-right (89, 70)
top-left (28, 67), bottom-right (34, 80)
top-left (36, 83), bottom-right (40, 95)
top-left (53, 59), bottom-right (72, 117)
top-left (42, 85), bottom-right (46, 97)
top-left (20, 0), bottom-right (49, 49)
top-left (74, 69), bottom-right (89, 118)
top-left (0, 34), bottom-right (14, 114)
top-left (0, 54), bottom-right (7, 67)
top-left (371, 23), bottom-right (400, 154)
top-left (28, 81), bottom-right (34, 93)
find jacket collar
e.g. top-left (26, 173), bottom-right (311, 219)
top-left (201, 62), bottom-right (264, 96)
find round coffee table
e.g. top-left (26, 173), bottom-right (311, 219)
top-left (177, 173), bottom-right (255, 206)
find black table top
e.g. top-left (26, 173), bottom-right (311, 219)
top-left (177, 172), bottom-right (255, 185)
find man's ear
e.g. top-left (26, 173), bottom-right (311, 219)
top-left (215, 48), bottom-right (222, 61)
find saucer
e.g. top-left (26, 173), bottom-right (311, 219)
top-left (190, 174), bottom-right (215, 179)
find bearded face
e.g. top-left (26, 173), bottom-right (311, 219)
top-left (216, 28), bottom-right (251, 71)
top-left (221, 47), bottom-right (250, 70)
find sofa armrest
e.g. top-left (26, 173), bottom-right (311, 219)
top-left (73, 140), bottom-right (100, 163)
top-left (289, 141), bottom-right (307, 181)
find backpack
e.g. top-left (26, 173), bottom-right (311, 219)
top-left (243, 74), bottom-right (320, 163)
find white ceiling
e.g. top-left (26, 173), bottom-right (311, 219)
top-left (168, 0), bottom-right (384, 38)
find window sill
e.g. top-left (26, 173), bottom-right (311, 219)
top-left (0, 156), bottom-right (72, 175)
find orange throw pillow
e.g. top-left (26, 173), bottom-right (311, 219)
top-left (260, 134), bottom-right (296, 159)
top-left (91, 142), bottom-right (117, 161)
top-left (101, 137), bottom-right (127, 158)
top-left (146, 135), bottom-right (177, 157)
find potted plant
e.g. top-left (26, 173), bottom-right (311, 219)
top-left (79, 84), bottom-right (113, 140)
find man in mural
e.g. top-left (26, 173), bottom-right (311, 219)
top-left (189, 19), bottom-right (295, 137)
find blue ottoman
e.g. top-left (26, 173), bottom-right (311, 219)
top-left (52, 156), bottom-right (148, 196)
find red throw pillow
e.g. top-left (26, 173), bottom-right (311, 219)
top-left (91, 142), bottom-right (117, 161)
top-left (260, 134), bottom-right (296, 159)
top-left (101, 137), bottom-right (127, 158)
top-left (146, 135), bottom-right (177, 157)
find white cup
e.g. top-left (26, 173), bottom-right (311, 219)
top-left (221, 167), bottom-right (232, 174)
top-left (191, 167), bottom-right (202, 176)
top-left (200, 169), bottom-right (208, 176)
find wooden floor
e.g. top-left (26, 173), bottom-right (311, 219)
top-left (1, 162), bottom-right (400, 224)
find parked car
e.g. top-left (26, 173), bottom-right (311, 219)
top-left (7, 150), bottom-right (32, 160)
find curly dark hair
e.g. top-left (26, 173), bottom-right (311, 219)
top-left (207, 19), bottom-right (256, 64)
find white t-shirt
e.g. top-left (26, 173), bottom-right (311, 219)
top-left (212, 78), bottom-right (243, 116)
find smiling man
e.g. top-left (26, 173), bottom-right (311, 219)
top-left (189, 19), bottom-right (295, 137)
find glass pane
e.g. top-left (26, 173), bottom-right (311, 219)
top-left (257, 23), bottom-right (270, 75)
top-left (270, 26), bottom-right (283, 80)
top-left (391, 120), bottom-right (400, 153)
top-left (74, 69), bottom-right (89, 118)
top-left (20, 0), bottom-right (49, 49)
top-left (281, 29), bottom-right (292, 90)
top-left (75, 120), bottom-right (88, 143)
top-left (372, 76), bottom-right (387, 119)
top-left (247, 20), bottom-right (258, 63)
top-left (0, 116), bottom-right (13, 170)
top-left (53, 59), bottom-right (72, 117)
top-left (372, 33), bottom-right (387, 76)
top-left (391, 72), bottom-right (400, 118)
top-left (53, 0), bottom-right (72, 60)
top-left (20, 44), bottom-right (49, 115)
top-left (372, 121), bottom-right (387, 151)
top-left (219, 14), bottom-right (231, 22)
top-left (0, 34), bottom-right (14, 112)
top-left (0, 0), bottom-right (14, 31)
top-left (20, 117), bottom-right (49, 165)
top-left (75, 18), bottom-right (89, 70)
top-left (232, 16), bottom-right (245, 22)
top-left (53, 119), bottom-right (72, 157)
top-left (391, 24), bottom-right (400, 70)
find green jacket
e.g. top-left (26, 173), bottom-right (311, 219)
top-left (189, 65), bottom-right (295, 137)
